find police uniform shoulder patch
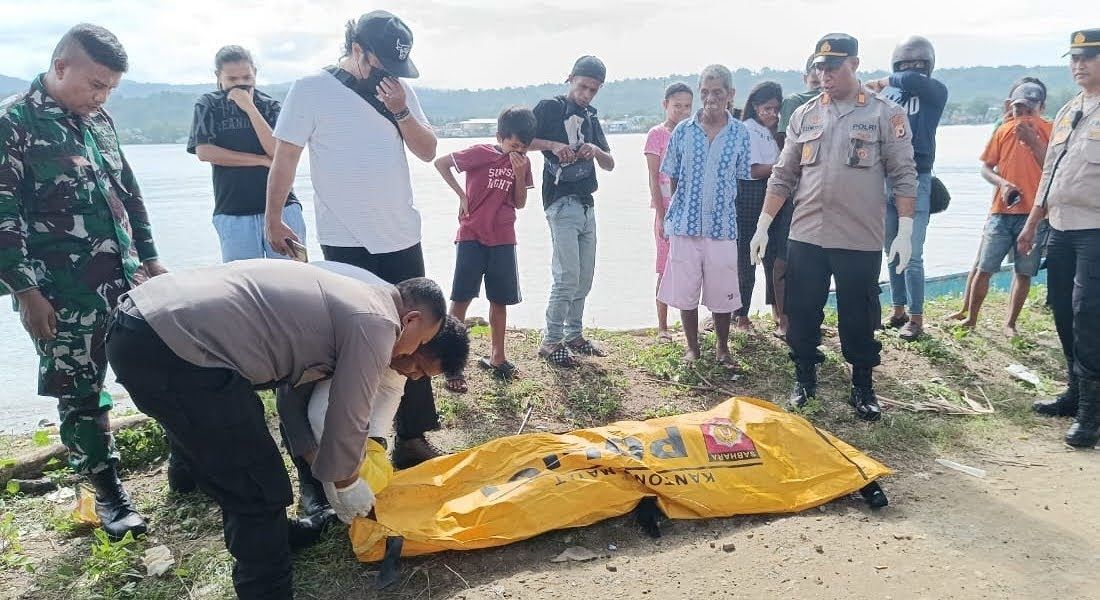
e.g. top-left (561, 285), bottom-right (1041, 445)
top-left (890, 113), bottom-right (906, 138)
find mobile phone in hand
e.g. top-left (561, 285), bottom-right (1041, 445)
top-left (287, 239), bottom-right (308, 263)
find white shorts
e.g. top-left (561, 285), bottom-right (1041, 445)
top-left (657, 235), bottom-right (742, 313)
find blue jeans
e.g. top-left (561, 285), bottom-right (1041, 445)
top-left (212, 203), bottom-right (307, 262)
top-left (544, 196), bottom-right (597, 345)
top-left (885, 172), bottom-right (931, 315)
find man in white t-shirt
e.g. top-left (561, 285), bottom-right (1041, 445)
top-left (265, 11), bottom-right (443, 471)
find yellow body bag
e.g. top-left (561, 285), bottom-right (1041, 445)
top-left (351, 397), bottom-right (891, 561)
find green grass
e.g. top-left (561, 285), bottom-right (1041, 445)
top-left (0, 289), bottom-right (1070, 599)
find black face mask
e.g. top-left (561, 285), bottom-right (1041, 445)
top-left (358, 66), bottom-right (394, 98)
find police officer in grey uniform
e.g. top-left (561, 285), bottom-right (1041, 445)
top-left (749, 33), bottom-right (918, 421)
top-left (1020, 28), bottom-right (1100, 447)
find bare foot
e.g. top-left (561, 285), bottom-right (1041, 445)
top-left (715, 350), bottom-right (736, 368)
top-left (735, 316), bottom-right (754, 331)
top-left (683, 349), bottom-right (700, 363)
top-left (1003, 324), bottom-right (1019, 337)
top-left (657, 329), bottom-right (673, 343)
top-left (959, 319), bottom-right (977, 329)
top-left (947, 310), bottom-right (968, 321)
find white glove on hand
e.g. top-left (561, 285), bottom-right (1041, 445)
top-left (749, 212), bottom-right (774, 266)
top-left (322, 480), bottom-right (375, 524)
top-left (887, 216), bottom-right (914, 275)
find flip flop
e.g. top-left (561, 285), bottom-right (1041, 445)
top-left (478, 357), bottom-right (518, 380)
top-left (444, 372), bottom-right (468, 393)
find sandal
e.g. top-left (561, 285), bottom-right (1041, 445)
top-left (566, 337), bottom-right (607, 357)
top-left (478, 357), bottom-right (518, 380)
top-left (538, 343), bottom-right (579, 368)
top-left (444, 372), bottom-right (468, 393)
top-left (656, 330), bottom-right (674, 343)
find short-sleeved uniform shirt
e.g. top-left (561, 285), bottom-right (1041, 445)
top-left (980, 115), bottom-right (1052, 215)
top-left (451, 144), bottom-right (533, 246)
top-left (533, 95), bottom-right (610, 209)
top-left (187, 89), bottom-right (297, 216)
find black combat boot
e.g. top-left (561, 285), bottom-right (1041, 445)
top-left (849, 366), bottom-right (881, 422)
top-left (166, 449), bottom-right (197, 495)
top-left (789, 362), bottom-right (818, 410)
top-left (88, 464), bottom-right (148, 541)
top-left (293, 453), bottom-right (331, 516)
top-left (1065, 377), bottom-right (1100, 448)
top-left (1034, 372), bottom-right (1079, 417)
top-left (287, 509), bottom-right (338, 552)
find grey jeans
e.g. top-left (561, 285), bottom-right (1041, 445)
top-left (544, 196), bottom-right (597, 345)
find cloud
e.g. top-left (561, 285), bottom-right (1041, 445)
top-left (0, 0), bottom-right (1089, 89)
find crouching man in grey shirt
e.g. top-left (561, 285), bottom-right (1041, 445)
top-left (104, 260), bottom-right (469, 600)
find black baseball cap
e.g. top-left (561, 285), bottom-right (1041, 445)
top-left (570, 55), bottom-right (606, 83)
top-left (354, 10), bottom-right (419, 78)
top-left (1065, 29), bottom-right (1100, 58)
top-left (1009, 82), bottom-right (1044, 107)
top-left (812, 33), bottom-right (858, 68)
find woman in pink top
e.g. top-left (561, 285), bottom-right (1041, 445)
top-left (644, 82), bottom-right (693, 341)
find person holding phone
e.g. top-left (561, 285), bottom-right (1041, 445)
top-left (188, 45), bottom-right (305, 262)
top-left (963, 82), bottom-right (1051, 334)
top-left (264, 11), bottom-right (444, 471)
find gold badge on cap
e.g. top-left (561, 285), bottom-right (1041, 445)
top-left (1075, 32), bottom-right (1086, 45)
top-left (820, 41), bottom-right (832, 53)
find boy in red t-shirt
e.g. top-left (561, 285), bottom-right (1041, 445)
top-left (964, 82), bottom-right (1052, 335)
top-left (434, 107), bottom-right (535, 391)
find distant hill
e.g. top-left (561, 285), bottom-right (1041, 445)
top-left (0, 65), bottom-right (1077, 144)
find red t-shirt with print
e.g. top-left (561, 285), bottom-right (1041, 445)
top-left (452, 144), bottom-right (533, 246)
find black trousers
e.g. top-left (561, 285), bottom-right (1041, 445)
top-left (1046, 228), bottom-right (1100, 380)
top-left (320, 242), bottom-right (440, 439)
top-left (735, 179), bottom-right (768, 317)
top-left (105, 316), bottom-right (293, 600)
top-left (785, 240), bottom-right (883, 369)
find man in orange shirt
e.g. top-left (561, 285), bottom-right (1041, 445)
top-left (963, 82), bottom-right (1052, 334)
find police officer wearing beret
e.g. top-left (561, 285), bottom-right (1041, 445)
top-left (749, 33), bottom-right (918, 421)
top-left (1020, 29), bottom-right (1100, 447)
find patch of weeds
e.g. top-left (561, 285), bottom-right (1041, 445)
top-left (907, 335), bottom-right (956, 363)
top-left (468, 324), bottom-right (489, 338)
top-left (0, 511), bottom-right (33, 572)
top-left (82, 528), bottom-right (143, 597)
top-left (845, 411), bottom-right (965, 457)
top-left (566, 374), bottom-right (628, 423)
top-left (436, 395), bottom-right (471, 427)
top-left (115, 421), bottom-right (169, 472)
top-left (33, 429), bottom-right (52, 447)
top-left (642, 404), bottom-right (684, 420)
top-left (1009, 335), bottom-right (1037, 353)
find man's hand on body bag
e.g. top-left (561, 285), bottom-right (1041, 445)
top-left (322, 479), bottom-right (376, 524)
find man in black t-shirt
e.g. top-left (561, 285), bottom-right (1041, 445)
top-left (530, 55), bottom-right (615, 366)
top-left (187, 45), bottom-right (305, 262)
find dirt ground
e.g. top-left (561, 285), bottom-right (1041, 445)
top-left (2, 291), bottom-right (1098, 599)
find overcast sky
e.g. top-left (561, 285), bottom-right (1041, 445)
top-left (0, 0), bottom-right (1086, 89)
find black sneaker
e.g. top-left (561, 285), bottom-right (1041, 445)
top-left (849, 386), bottom-right (882, 422)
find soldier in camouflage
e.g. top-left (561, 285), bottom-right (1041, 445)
top-left (0, 24), bottom-right (165, 540)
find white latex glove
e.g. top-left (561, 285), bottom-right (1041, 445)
top-left (887, 216), bottom-right (914, 275)
top-left (322, 480), bottom-right (376, 524)
top-left (749, 212), bottom-right (774, 266)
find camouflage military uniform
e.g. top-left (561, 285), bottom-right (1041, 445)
top-left (0, 76), bottom-right (158, 474)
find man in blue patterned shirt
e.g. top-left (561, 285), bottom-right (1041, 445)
top-left (659, 64), bottom-right (752, 365)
